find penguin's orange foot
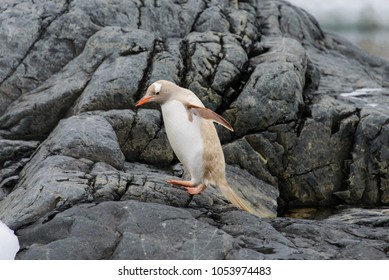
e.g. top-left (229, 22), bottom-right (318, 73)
top-left (166, 180), bottom-right (206, 195)
top-left (166, 179), bottom-right (194, 188)
top-left (183, 183), bottom-right (206, 195)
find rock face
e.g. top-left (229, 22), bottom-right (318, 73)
top-left (0, 0), bottom-right (388, 259)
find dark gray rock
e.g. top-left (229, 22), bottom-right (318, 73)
top-left (346, 108), bottom-right (389, 205)
top-left (147, 38), bottom-right (184, 84)
top-left (15, 203), bottom-right (389, 260)
top-left (224, 36), bottom-right (306, 137)
top-left (0, 27), bottom-right (156, 138)
top-left (42, 114), bottom-right (125, 169)
top-left (0, 0), bottom-right (144, 115)
top-left (270, 212), bottom-right (389, 259)
top-left (0, 158), bottom-right (30, 200)
top-left (262, 0), bottom-right (325, 44)
top-left (98, 108), bottom-right (175, 166)
top-left (138, 0), bottom-right (206, 39)
top-left (225, 165), bottom-right (278, 218)
top-left (0, 155), bottom-right (94, 229)
top-left (183, 31), bottom-right (248, 111)
top-left (0, 0), bottom-right (71, 113)
top-left (0, 139), bottom-right (39, 165)
top-left (193, 6), bottom-right (230, 34)
top-left (223, 137), bottom-right (279, 186)
top-left (100, 162), bottom-right (192, 208)
top-left (122, 162), bottom-right (278, 218)
top-left (0, 0), bottom-right (389, 260)
top-left (0, 140), bottom-right (40, 199)
top-left (327, 207), bottom-right (389, 227)
top-left (282, 96), bottom-right (359, 206)
top-left (16, 200), bottom-right (235, 260)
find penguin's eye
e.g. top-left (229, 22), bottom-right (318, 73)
top-left (155, 91), bottom-right (160, 95)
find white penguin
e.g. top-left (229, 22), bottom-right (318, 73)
top-left (136, 80), bottom-right (261, 217)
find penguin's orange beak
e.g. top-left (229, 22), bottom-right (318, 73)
top-left (135, 96), bottom-right (153, 107)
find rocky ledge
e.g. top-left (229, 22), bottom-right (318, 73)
top-left (0, 0), bottom-right (388, 259)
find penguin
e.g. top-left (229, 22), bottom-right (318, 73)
top-left (136, 80), bottom-right (261, 216)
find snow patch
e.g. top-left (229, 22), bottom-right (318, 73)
top-left (0, 220), bottom-right (19, 260)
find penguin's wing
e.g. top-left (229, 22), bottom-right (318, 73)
top-left (185, 103), bottom-right (234, 131)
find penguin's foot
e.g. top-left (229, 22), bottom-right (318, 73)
top-left (184, 183), bottom-right (206, 195)
top-left (166, 179), bottom-right (194, 188)
top-left (166, 180), bottom-right (206, 195)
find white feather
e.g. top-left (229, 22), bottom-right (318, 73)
top-left (161, 99), bottom-right (203, 183)
top-left (154, 82), bottom-right (162, 93)
top-left (0, 220), bottom-right (19, 260)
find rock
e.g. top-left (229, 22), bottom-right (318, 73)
top-left (0, 0), bottom-right (389, 260)
top-left (270, 208), bottom-right (389, 259)
top-left (346, 108), bottom-right (389, 204)
top-left (106, 108), bottom-right (174, 166)
top-left (223, 137), bottom-right (278, 186)
top-left (0, 139), bottom-right (39, 165)
top-left (15, 203), bottom-right (389, 260)
top-left (147, 38), bottom-right (184, 84)
top-left (16, 200), bottom-right (234, 260)
top-left (282, 96), bottom-right (359, 206)
top-left (193, 6), bottom-right (230, 34)
top-left (0, 27), bottom-right (156, 139)
top-left (224, 36), bottom-right (306, 137)
top-left (138, 0), bottom-right (206, 39)
top-left (42, 114), bottom-right (125, 169)
top-left (0, 155), bottom-right (94, 229)
top-left (0, 114), bottom-right (125, 228)
top-left (227, 4), bottom-right (259, 51)
top-left (225, 165), bottom-right (279, 218)
top-left (121, 162), bottom-right (278, 218)
top-left (327, 207), bottom-right (389, 227)
top-left (0, 140), bottom-right (40, 199)
top-left (102, 162), bottom-right (192, 208)
top-left (0, 158), bottom-right (30, 200)
top-left (0, 0), bottom-right (70, 113)
top-left (183, 31), bottom-right (248, 111)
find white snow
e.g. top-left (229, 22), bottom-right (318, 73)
top-left (0, 220), bottom-right (19, 260)
top-left (340, 88), bottom-right (382, 97)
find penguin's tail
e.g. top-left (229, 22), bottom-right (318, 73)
top-left (218, 179), bottom-right (273, 218)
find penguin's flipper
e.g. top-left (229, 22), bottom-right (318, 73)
top-left (185, 103), bottom-right (234, 131)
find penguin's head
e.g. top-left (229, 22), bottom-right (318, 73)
top-left (135, 80), bottom-right (175, 106)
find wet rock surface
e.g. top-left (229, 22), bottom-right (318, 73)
top-left (1, 0), bottom-right (388, 259)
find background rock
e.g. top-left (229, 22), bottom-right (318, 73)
top-left (0, 0), bottom-right (388, 259)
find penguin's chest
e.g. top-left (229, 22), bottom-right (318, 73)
top-left (161, 100), bottom-right (204, 181)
